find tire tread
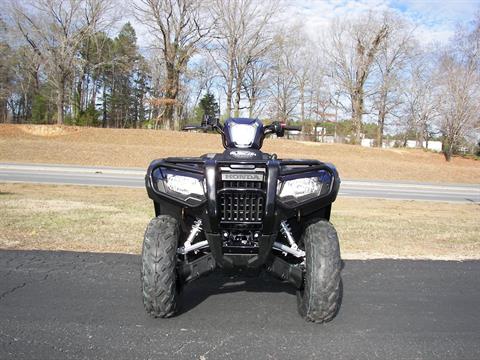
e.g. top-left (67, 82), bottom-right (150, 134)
top-left (297, 220), bottom-right (342, 323)
top-left (141, 215), bottom-right (179, 318)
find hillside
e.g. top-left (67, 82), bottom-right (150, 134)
top-left (0, 124), bottom-right (479, 183)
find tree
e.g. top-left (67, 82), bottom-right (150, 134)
top-left (208, 0), bottom-right (277, 118)
top-left (110, 23), bottom-right (140, 128)
top-left (400, 54), bottom-right (437, 148)
top-left (436, 54), bottom-right (480, 161)
top-left (372, 14), bottom-right (415, 147)
top-left (243, 57), bottom-right (270, 118)
top-left (134, 0), bottom-right (210, 130)
top-left (74, 30), bottom-right (115, 124)
top-left (325, 12), bottom-right (390, 144)
top-left (198, 92), bottom-right (219, 119)
top-left (10, 0), bottom-right (112, 124)
top-left (0, 21), bottom-right (14, 122)
top-left (436, 32), bottom-right (480, 161)
top-left (267, 30), bottom-right (299, 122)
top-left (433, 15), bottom-right (480, 161)
top-left (290, 28), bottom-right (317, 123)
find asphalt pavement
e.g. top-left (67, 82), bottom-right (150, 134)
top-left (1, 162), bottom-right (478, 203)
top-left (0, 250), bottom-right (479, 359)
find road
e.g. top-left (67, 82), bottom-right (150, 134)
top-left (0, 250), bottom-right (479, 359)
top-left (1, 163), bottom-right (479, 203)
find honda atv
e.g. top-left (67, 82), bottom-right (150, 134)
top-left (141, 117), bottom-right (342, 323)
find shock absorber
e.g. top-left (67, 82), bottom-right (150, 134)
top-left (273, 220), bottom-right (305, 258)
top-left (280, 220), bottom-right (298, 250)
top-left (177, 219), bottom-right (208, 255)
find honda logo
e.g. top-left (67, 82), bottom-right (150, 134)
top-left (222, 173), bottom-right (264, 181)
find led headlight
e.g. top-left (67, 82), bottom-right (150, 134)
top-left (278, 177), bottom-right (323, 200)
top-left (277, 171), bottom-right (333, 206)
top-left (229, 122), bottom-right (258, 148)
top-left (165, 174), bottom-right (204, 196)
top-left (152, 168), bottom-right (206, 205)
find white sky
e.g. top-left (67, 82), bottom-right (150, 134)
top-left (286, 0), bottom-right (478, 45)
top-left (123, 0), bottom-right (479, 49)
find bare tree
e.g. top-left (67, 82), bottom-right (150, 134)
top-left (372, 14), bottom-right (415, 147)
top-left (267, 30), bottom-right (299, 122)
top-left (291, 28), bottom-right (317, 123)
top-left (0, 20), bottom-right (14, 122)
top-left (325, 12), bottom-right (389, 144)
top-left (242, 57), bottom-right (270, 118)
top-left (188, 57), bottom-right (218, 108)
top-left (400, 56), bottom-right (437, 148)
top-left (10, 0), bottom-right (112, 124)
top-left (432, 14), bottom-right (480, 161)
top-left (209, 0), bottom-right (277, 118)
top-left (135, 0), bottom-right (210, 129)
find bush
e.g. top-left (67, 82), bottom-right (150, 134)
top-left (76, 105), bottom-right (100, 127)
top-left (31, 94), bottom-right (48, 124)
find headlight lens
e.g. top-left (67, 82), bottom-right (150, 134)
top-left (165, 174), bottom-right (204, 196)
top-left (152, 168), bottom-right (206, 205)
top-left (278, 177), bottom-right (324, 200)
top-left (277, 170), bottom-right (333, 206)
top-left (229, 122), bottom-right (257, 148)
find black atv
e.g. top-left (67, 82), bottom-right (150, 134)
top-left (141, 117), bottom-right (342, 323)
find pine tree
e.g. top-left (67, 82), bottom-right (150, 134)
top-left (199, 92), bottom-right (220, 119)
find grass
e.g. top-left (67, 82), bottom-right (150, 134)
top-left (1, 183), bottom-right (479, 259)
top-left (1, 124), bottom-right (480, 184)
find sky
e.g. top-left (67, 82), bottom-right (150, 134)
top-left (126, 0), bottom-right (479, 50)
top-left (285, 0), bottom-right (479, 45)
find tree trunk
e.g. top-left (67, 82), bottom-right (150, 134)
top-left (443, 141), bottom-right (453, 162)
top-left (351, 90), bottom-right (363, 144)
top-left (0, 100), bottom-right (8, 123)
top-left (300, 83), bottom-right (305, 123)
top-left (234, 77), bottom-right (242, 117)
top-left (415, 130), bottom-right (422, 148)
top-left (225, 54), bottom-right (235, 119)
top-left (56, 78), bottom-right (65, 125)
top-left (377, 110), bottom-right (385, 147)
top-left (165, 62), bottom-right (180, 130)
top-left (102, 76), bottom-right (107, 128)
top-left (90, 79), bottom-right (97, 110)
top-left (74, 76), bottom-right (83, 121)
top-left (442, 134), bottom-right (456, 161)
top-left (248, 94), bottom-right (256, 118)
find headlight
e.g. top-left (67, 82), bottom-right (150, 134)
top-left (229, 122), bottom-right (258, 148)
top-left (277, 171), bottom-right (333, 206)
top-left (165, 174), bottom-right (204, 196)
top-left (278, 177), bottom-right (324, 199)
top-left (152, 168), bottom-right (206, 205)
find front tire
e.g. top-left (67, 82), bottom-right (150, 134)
top-left (141, 215), bottom-right (179, 318)
top-left (297, 220), bottom-right (342, 323)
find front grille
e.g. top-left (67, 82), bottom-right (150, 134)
top-left (218, 179), bottom-right (265, 223)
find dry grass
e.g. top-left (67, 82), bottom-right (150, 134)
top-left (1, 124), bottom-right (479, 183)
top-left (333, 198), bottom-right (480, 260)
top-left (1, 183), bottom-right (479, 259)
top-left (0, 183), bottom-right (152, 254)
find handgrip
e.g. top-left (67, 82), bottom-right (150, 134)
top-left (283, 126), bottom-right (301, 132)
top-left (182, 125), bottom-right (205, 131)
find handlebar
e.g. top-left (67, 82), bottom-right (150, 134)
top-left (183, 120), bottom-right (301, 141)
top-left (264, 122), bottom-right (302, 137)
top-left (182, 125), bottom-right (205, 131)
top-left (282, 125), bottom-right (302, 132)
